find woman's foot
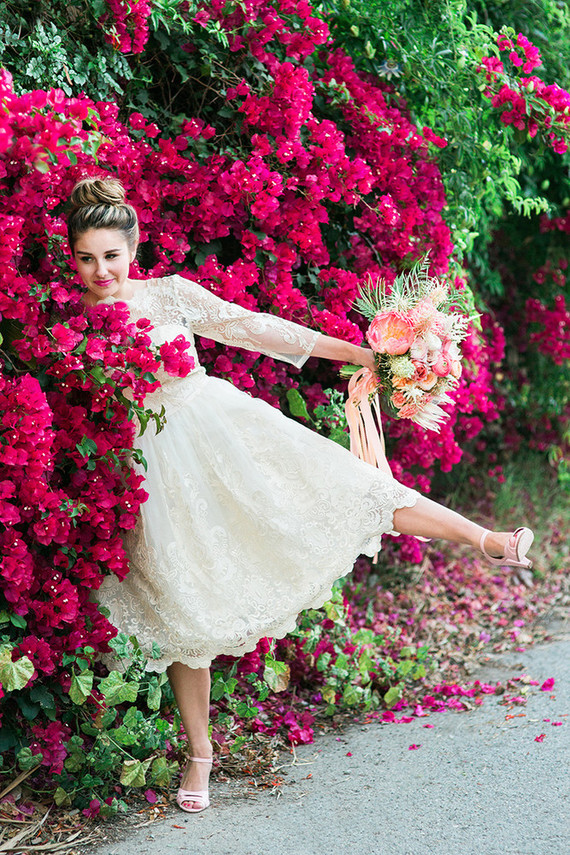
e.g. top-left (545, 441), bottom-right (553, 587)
top-left (177, 752), bottom-right (213, 813)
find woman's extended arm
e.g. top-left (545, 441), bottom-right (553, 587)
top-left (168, 275), bottom-right (375, 372)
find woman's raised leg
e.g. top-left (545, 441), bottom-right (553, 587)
top-left (392, 494), bottom-right (524, 559)
top-left (167, 663), bottom-right (212, 810)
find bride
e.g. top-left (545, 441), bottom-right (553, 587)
top-left (67, 176), bottom-right (534, 814)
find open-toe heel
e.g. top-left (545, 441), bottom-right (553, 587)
top-left (480, 527), bottom-right (534, 570)
top-left (176, 756), bottom-right (212, 814)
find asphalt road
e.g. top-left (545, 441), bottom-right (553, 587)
top-left (91, 632), bottom-right (570, 855)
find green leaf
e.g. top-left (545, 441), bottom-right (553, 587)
top-left (0, 647), bottom-right (35, 691)
top-left (99, 671), bottom-right (139, 705)
top-left (120, 757), bottom-right (152, 787)
top-left (76, 436), bottom-right (98, 458)
top-left (112, 725), bottom-right (137, 746)
top-left (0, 723), bottom-right (18, 752)
top-left (342, 683), bottom-right (362, 706)
top-left (358, 650), bottom-right (373, 680)
top-left (399, 646), bottom-right (416, 658)
top-left (286, 388), bottom-right (313, 422)
top-left (54, 786), bottom-right (72, 807)
top-left (17, 747), bottom-right (43, 771)
top-left (16, 695), bottom-right (40, 721)
top-left (69, 669), bottom-right (94, 705)
top-left (34, 159), bottom-right (50, 174)
top-left (108, 632), bottom-right (133, 658)
top-left (29, 684), bottom-right (57, 713)
top-left (147, 681), bottom-right (162, 711)
top-left (316, 651), bottom-right (332, 672)
top-left (123, 706), bottom-right (141, 729)
top-left (263, 655), bottom-right (290, 692)
top-left (396, 660), bottom-right (414, 678)
top-left (322, 684), bottom-right (337, 705)
top-left (64, 750), bottom-right (86, 773)
top-left (229, 736), bottom-right (247, 754)
top-left (151, 755), bottom-right (177, 787)
top-left (384, 684), bottom-right (403, 708)
top-left (328, 426), bottom-right (350, 448)
top-left (150, 641), bottom-right (162, 659)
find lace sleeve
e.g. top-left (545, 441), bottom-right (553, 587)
top-left (164, 275), bottom-right (320, 368)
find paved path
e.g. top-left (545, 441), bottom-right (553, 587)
top-left (92, 634), bottom-right (570, 855)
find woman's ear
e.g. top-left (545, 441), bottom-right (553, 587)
top-left (129, 243), bottom-right (139, 264)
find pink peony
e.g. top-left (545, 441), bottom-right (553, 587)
top-left (367, 311), bottom-right (415, 355)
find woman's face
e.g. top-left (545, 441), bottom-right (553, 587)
top-left (73, 228), bottom-right (136, 304)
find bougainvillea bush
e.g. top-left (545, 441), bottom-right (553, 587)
top-left (0, 0), bottom-right (568, 818)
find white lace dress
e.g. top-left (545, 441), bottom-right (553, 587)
top-left (96, 275), bottom-right (419, 671)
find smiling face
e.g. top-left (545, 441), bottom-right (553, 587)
top-left (73, 228), bottom-right (137, 305)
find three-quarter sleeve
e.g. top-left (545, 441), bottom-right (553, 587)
top-left (167, 274), bottom-right (320, 368)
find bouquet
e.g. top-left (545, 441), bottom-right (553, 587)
top-left (343, 258), bottom-right (474, 472)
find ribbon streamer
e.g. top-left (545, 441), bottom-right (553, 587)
top-left (344, 367), bottom-right (392, 477)
top-left (345, 367), bottom-right (430, 548)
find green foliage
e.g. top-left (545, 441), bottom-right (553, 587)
top-left (316, 0), bottom-right (570, 291)
top-left (42, 636), bottom-right (181, 812)
top-left (313, 389), bottom-right (351, 448)
top-left (0, 1), bottom-right (135, 100)
top-left (293, 588), bottom-right (432, 715)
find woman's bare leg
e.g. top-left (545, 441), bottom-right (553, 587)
top-left (392, 494), bottom-right (514, 557)
top-left (167, 663), bottom-right (212, 808)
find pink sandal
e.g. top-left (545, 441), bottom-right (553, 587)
top-left (176, 756), bottom-right (212, 814)
top-left (480, 527), bottom-right (534, 569)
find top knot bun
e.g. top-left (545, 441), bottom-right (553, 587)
top-left (70, 177), bottom-right (126, 210)
top-left (67, 176), bottom-right (139, 250)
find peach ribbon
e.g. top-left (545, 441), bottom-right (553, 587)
top-left (344, 367), bottom-right (392, 477)
top-left (345, 367), bottom-right (430, 548)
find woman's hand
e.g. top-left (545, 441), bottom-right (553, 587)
top-left (356, 348), bottom-right (376, 373)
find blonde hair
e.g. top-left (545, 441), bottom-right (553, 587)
top-left (67, 177), bottom-right (139, 250)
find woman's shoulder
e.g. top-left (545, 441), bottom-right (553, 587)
top-left (128, 274), bottom-right (204, 307)
top-left (144, 273), bottom-right (198, 290)
top-left (133, 274), bottom-right (183, 297)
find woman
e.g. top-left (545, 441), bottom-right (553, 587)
top-left (68, 177), bottom-right (533, 814)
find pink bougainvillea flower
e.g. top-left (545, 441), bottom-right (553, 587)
top-left (422, 127), bottom-right (448, 148)
top-left (82, 799), bottom-right (102, 818)
top-left (540, 678), bottom-right (555, 691)
top-left (534, 734), bottom-right (546, 743)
